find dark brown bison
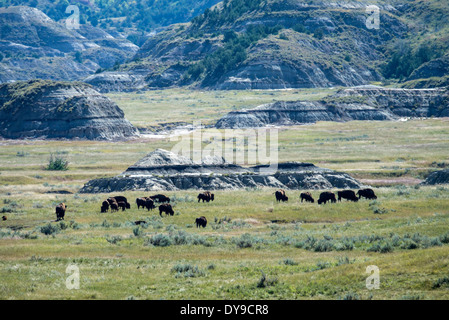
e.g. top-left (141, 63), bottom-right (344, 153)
top-left (300, 192), bottom-right (315, 203)
top-left (117, 201), bottom-right (127, 211)
top-left (55, 203), bottom-right (67, 221)
top-left (275, 190), bottom-right (288, 202)
top-left (2, 216), bottom-right (7, 221)
top-left (159, 203), bottom-right (174, 217)
top-left (198, 191), bottom-right (215, 203)
top-left (136, 198), bottom-right (147, 210)
top-left (134, 220), bottom-right (147, 226)
top-left (110, 201), bottom-right (119, 212)
top-left (111, 196), bottom-right (131, 209)
top-left (150, 194), bottom-right (171, 203)
top-left (337, 190), bottom-right (359, 202)
top-left (318, 192), bottom-right (337, 205)
top-left (195, 216), bottom-right (207, 228)
top-left (357, 189), bottom-right (378, 200)
top-left (101, 200), bottom-right (109, 213)
top-left (145, 198), bottom-right (156, 211)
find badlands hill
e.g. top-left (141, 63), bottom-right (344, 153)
top-left (0, 80), bottom-right (138, 140)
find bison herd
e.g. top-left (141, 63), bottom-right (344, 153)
top-left (50, 188), bottom-right (378, 229)
top-left (293, 188), bottom-right (376, 205)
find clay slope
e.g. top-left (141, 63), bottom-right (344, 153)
top-left (79, 149), bottom-right (363, 192)
top-left (216, 86), bottom-right (449, 128)
top-left (0, 80), bottom-right (139, 140)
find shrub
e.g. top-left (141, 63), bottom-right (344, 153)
top-left (46, 153), bottom-right (69, 171)
top-left (341, 292), bottom-right (360, 300)
top-left (282, 258), bottom-right (298, 266)
top-left (257, 271), bottom-right (278, 288)
top-left (432, 276), bottom-right (449, 289)
top-left (171, 264), bottom-right (205, 278)
top-left (106, 235), bottom-right (122, 245)
top-left (40, 223), bottom-right (60, 236)
top-left (147, 234), bottom-right (172, 247)
top-left (133, 226), bottom-right (143, 237)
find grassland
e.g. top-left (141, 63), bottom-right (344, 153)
top-left (0, 89), bottom-right (449, 300)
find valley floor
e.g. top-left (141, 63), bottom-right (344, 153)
top-left (1, 89), bottom-right (449, 300)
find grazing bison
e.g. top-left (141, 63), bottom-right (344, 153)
top-left (357, 189), bottom-right (378, 200)
top-left (337, 190), bottom-right (359, 202)
top-left (136, 198), bottom-right (147, 210)
top-left (318, 192), bottom-right (337, 205)
top-left (55, 203), bottom-right (67, 221)
top-left (275, 190), bottom-right (288, 202)
top-left (117, 201), bottom-right (127, 211)
top-left (101, 200), bottom-right (109, 213)
top-left (2, 216), bottom-right (7, 221)
top-left (195, 216), bottom-right (207, 228)
top-left (111, 196), bottom-right (131, 209)
top-left (300, 192), bottom-right (315, 203)
top-left (159, 203), bottom-right (174, 217)
top-left (134, 220), bottom-right (147, 226)
top-left (198, 191), bottom-right (215, 203)
top-left (145, 198), bottom-right (156, 211)
top-left (110, 201), bottom-right (119, 212)
top-left (150, 194), bottom-right (171, 203)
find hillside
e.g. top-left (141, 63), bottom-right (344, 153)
top-left (0, 6), bottom-right (138, 83)
top-left (215, 86), bottom-right (449, 128)
top-left (87, 0), bottom-right (449, 91)
top-left (0, 0), bottom-right (221, 35)
top-left (0, 80), bottom-right (138, 140)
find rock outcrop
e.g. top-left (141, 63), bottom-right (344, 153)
top-left (0, 80), bottom-right (139, 140)
top-left (216, 86), bottom-right (449, 128)
top-left (79, 149), bottom-right (363, 193)
top-left (421, 169), bottom-right (449, 186)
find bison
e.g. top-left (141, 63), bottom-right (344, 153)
top-left (150, 194), bottom-right (170, 203)
top-left (337, 190), bottom-right (359, 202)
top-left (55, 203), bottom-right (67, 221)
top-left (357, 189), bottom-right (378, 200)
top-left (2, 216), bottom-right (7, 221)
top-left (159, 203), bottom-right (174, 217)
top-left (110, 201), bottom-right (119, 212)
top-left (136, 198), bottom-right (147, 210)
top-left (145, 198), bottom-right (156, 211)
top-left (198, 191), bottom-right (215, 203)
top-left (101, 200), bottom-right (109, 213)
top-left (195, 216), bottom-right (207, 228)
top-left (318, 192), bottom-right (337, 205)
top-left (117, 201), bottom-right (127, 211)
top-left (110, 196), bottom-right (130, 209)
top-left (275, 190), bottom-right (288, 202)
top-left (300, 192), bottom-right (315, 203)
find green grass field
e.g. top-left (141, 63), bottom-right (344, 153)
top-left (1, 89), bottom-right (449, 300)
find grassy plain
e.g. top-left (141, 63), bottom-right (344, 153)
top-left (0, 89), bottom-right (449, 300)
